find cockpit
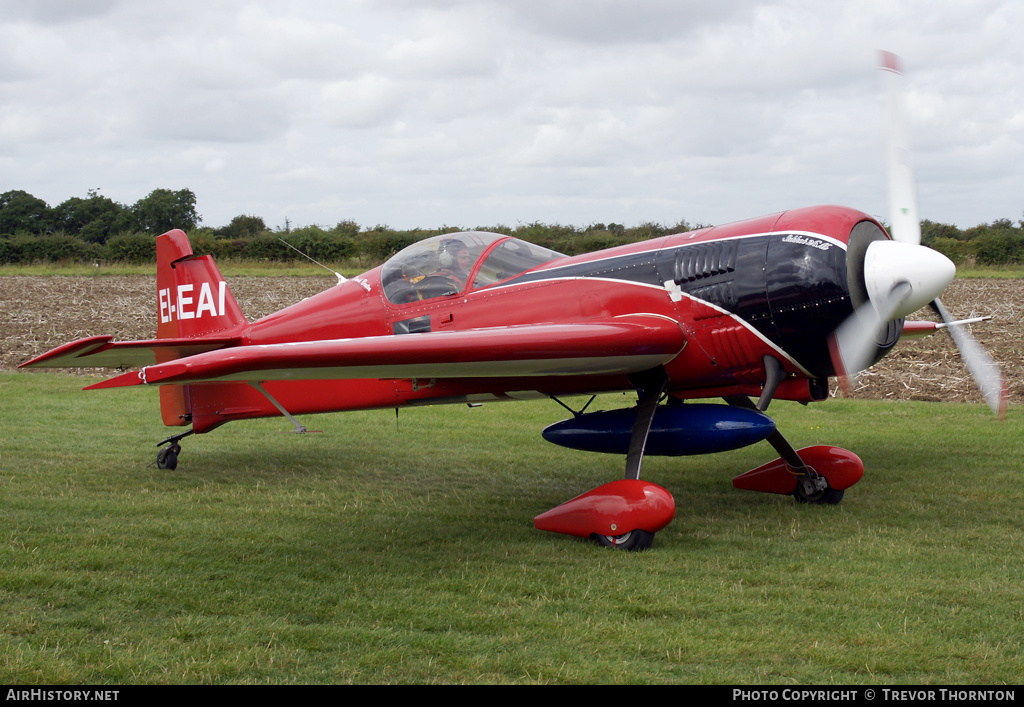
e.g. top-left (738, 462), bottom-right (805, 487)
top-left (380, 232), bottom-right (565, 304)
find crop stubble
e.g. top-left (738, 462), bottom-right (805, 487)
top-left (2, 275), bottom-right (1021, 405)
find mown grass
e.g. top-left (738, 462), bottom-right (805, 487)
top-left (1, 372), bottom-right (1021, 684)
top-left (954, 265), bottom-right (1024, 279)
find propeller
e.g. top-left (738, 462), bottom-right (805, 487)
top-left (930, 298), bottom-right (1008, 418)
top-left (829, 51), bottom-right (1006, 417)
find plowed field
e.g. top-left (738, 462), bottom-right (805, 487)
top-left (3, 276), bottom-right (1021, 406)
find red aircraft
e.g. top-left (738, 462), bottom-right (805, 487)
top-left (21, 54), bottom-right (1005, 550)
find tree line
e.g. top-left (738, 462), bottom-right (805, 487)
top-left (2, 188), bottom-right (1023, 266)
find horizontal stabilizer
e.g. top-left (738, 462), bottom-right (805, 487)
top-left (20, 335), bottom-right (241, 370)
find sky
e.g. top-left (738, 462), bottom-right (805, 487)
top-left (1, 0), bottom-right (1021, 232)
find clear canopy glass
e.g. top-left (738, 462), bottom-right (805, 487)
top-left (381, 232), bottom-right (564, 304)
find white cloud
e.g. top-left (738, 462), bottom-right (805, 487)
top-left (1, 0), bottom-right (1021, 229)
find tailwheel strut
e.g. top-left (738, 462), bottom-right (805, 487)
top-left (155, 429), bottom-right (193, 470)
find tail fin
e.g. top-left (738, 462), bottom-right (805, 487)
top-left (156, 230), bottom-right (247, 340)
top-left (155, 230), bottom-right (247, 427)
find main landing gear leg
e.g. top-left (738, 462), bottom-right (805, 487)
top-left (155, 429), bottom-right (193, 471)
top-left (624, 368), bottom-right (669, 481)
top-left (596, 368), bottom-right (670, 551)
top-left (534, 367), bottom-right (676, 551)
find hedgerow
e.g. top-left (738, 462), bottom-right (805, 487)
top-left (2, 188), bottom-right (1022, 265)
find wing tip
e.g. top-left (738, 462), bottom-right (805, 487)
top-left (18, 335), bottom-right (115, 368)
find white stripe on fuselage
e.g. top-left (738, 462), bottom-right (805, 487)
top-left (473, 230), bottom-right (849, 377)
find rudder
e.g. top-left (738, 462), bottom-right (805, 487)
top-left (155, 229), bottom-right (247, 340)
top-left (155, 229), bottom-right (247, 427)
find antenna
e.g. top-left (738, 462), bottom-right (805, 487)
top-left (277, 238), bottom-right (347, 283)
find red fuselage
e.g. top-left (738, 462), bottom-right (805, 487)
top-left (179, 205), bottom-right (893, 434)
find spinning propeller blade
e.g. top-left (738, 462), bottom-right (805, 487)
top-left (880, 50), bottom-right (921, 246)
top-left (829, 281), bottom-right (911, 383)
top-left (930, 298), bottom-right (1008, 418)
top-left (830, 52), bottom-right (1005, 415)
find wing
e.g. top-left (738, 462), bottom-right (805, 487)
top-left (83, 317), bottom-right (687, 390)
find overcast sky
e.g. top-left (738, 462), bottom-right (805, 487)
top-left (1, 0), bottom-right (1021, 232)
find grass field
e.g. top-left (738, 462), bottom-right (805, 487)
top-left (1, 372), bottom-right (1021, 684)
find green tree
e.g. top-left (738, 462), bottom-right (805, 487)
top-left (53, 193), bottom-right (131, 243)
top-left (0, 190), bottom-right (52, 235)
top-left (332, 219), bottom-right (360, 238)
top-left (970, 219), bottom-right (1024, 265)
top-left (131, 188), bottom-right (201, 233)
top-left (626, 221), bottom-right (668, 241)
top-left (920, 219), bottom-right (963, 246)
top-left (219, 214), bottom-right (267, 239)
top-left (106, 233), bottom-right (157, 263)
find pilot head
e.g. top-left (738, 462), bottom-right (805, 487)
top-left (439, 238), bottom-right (471, 273)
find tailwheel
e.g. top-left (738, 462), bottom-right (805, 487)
top-left (593, 529), bottom-right (655, 551)
top-left (155, 429), bottom-right (193, 470)
top-left (792, 471), bottom-right (845, 505)
top-left (156, 443), bottom-right (180, 470)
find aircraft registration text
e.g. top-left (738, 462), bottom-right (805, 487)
top-left (159, 282), bottom-right (228, 324)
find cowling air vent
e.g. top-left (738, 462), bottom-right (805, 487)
top-left (674, 241), bottom-right (739, 284)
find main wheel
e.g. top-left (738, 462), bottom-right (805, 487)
top-left (593, 529), bottom-right (655, 551)
top-left (793, 475), bottom-right (844, 505)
